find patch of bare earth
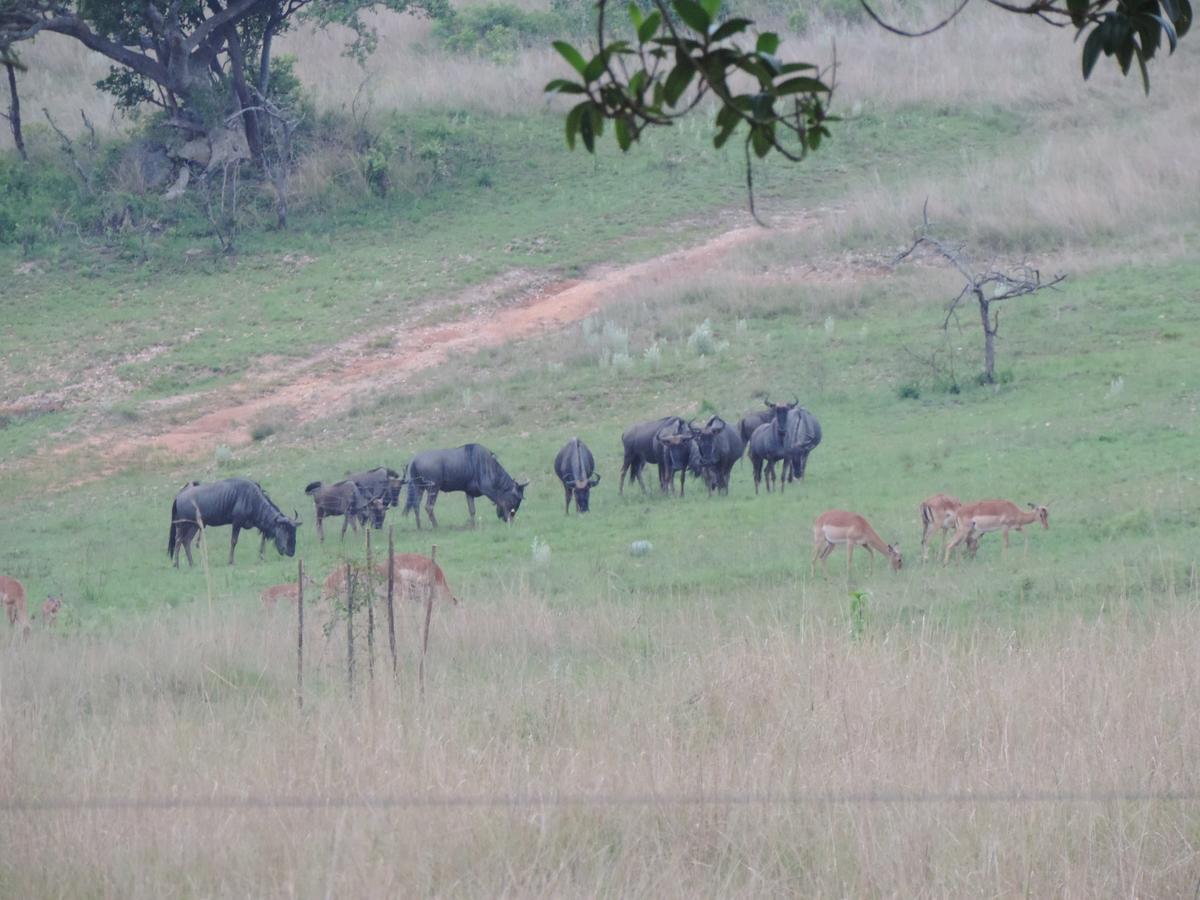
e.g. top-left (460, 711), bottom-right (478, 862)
top-left (16, 212), bottom-right (888, 483)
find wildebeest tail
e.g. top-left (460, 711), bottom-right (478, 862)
top-left (167, 499), bottom-right (178, 559)
top-left (403, 474), bottom-right (421, 516)
top-left (304, 480), bottom-right (323, 495)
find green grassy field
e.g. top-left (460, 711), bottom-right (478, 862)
top-left (2, 14), bottom-right (1200, 895)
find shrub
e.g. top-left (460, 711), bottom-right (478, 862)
top-left (687, 319), bottom-right (729, 356)
top-left (897, 382), bottom-right (921, 400)
top-left (433, 5), bottom-right (563, 62)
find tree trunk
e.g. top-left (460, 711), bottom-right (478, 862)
top-left (258, 6), bottom-right (281, 97)
top-left (224, 26), bottom-right (263, 166)
top-left (4, 62), bottom-right (26, 161)
top-left (978, 292), bottom-right (995, 384)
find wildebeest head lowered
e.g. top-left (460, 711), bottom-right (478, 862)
top-left (554, 437), bottom-right (600, 513)
top-left (403, 444), bottom-right (527, 529)
top-left (169, 479), bottom-right (300, 567)
top-left (653, 420), bottom-right (694, 496)
top-left (690, 415), bottom-right (744, 495)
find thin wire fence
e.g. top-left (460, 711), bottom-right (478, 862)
top-left (4, 788), bottom-right (1200, 813)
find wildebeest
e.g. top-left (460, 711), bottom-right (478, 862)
top-left (690, 415), bottom-right (744, 495)
top-left (747, 399), bottom-right (822, 493)
top-left (346, 466), bottom-right (406, 511)
top-left (403, 444), bottom-right (527, 528)
top-left (619, 416), bottom-right (693, 496)
top-left (305, 479), bottom-right (381, 542)
top-left (374, 554), bottom-right (459, 606)
top-left (553, 437), bottom-right (600, 513)
top-left (738, 408), bottom-right (775, 447)
top-left (1, 575), bottom-right (30, 638)
top-left (168, 478), bottom-right (300, 567)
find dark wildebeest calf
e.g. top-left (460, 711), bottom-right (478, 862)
top-left (403, 444), bottom-right (527, 529)
top-left (168, 478), bottom-right (300, 567)
top-left (305, 479), bottom-right (380, 542)
top-left (738, 408), bottom-right (775, 448)
top-left (553, 437), bottom-right (600, 513)
top-left (690, 415), bottom-right (745, 495)
top-left (346, 466), bottom-right (406, 516)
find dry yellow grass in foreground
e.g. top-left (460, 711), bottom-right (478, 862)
top-left (3, 588), bottom-right (1198, 896)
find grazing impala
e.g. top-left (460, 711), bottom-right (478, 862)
top-left (1, 575), bottom-right (31, 638)
top-left (260, 576), bottom-right (317, 611)
top-left (811, 510), bottom-right (903, 577)
top-left (374, 554), bottom-right (459, 606)
top-left (919, 493), bottom-right (979, 562)
top-left (944, 500), bottom-right (1049, 563)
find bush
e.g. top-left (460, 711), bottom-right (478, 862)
top-left (687, 319), bottom-right (729, 356)
top-left (897, 382), bottom-right (921, 400)
top-left (434, 4), bottom-right (564, 61)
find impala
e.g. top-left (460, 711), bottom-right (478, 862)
top-left (944, 500), bottom-right (1049, 563)
top-left (919, 493), bottom-right (979, 562)
top-left (1, 575), bottom-right (31, 638)
top-left (260, 575), bottom-right (317, 611)
top-left (811, 510), bottom-right (903, 577)
top-left (42, 594), bottom-right (62, 627)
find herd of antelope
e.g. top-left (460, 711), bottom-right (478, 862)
top-left (811, 495), bottom-right (1051, 578)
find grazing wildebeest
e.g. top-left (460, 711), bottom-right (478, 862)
top-left (553, 437), bottom-right (600, 514)
top-left (374, 554), bottom-right (459, 606)
top-left (747, 399), bottom-right (822, 493)
top-left (168, 478), bottom-right (300, 567)
top-left (403, 444), bottom-right (527, 529)
top-left (346, 466), bottom-right (406, 511)
top-left (653, 419), bottom-right (696, 496)
top-left (690, 415), bottom-right (745, 495)
top-left (1, 575), bottom-right (30, 638)
top-left (811, 509), bottom-right (903, 577)
top-left (305, 479), bottom-right (379, 542)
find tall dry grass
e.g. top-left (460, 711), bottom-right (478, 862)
top-left (3, 587), bottom-right (1199, 896)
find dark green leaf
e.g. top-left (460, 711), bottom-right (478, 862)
top-left (710, 17), bottom-right (752, 40)
top-left (1066, 0), bottom-right (1089, 26)
top-left (545, 79), bottom-right (587, 95)
top-left (1081, 26), bottom-right (1104, 78)
top-left (1150, 13), bottom-right (1178, 51)
top-left (565, 102), bottom-right (586, 149)
top-left (1135, 43), bottom-right (1151, 92)
top-left (663, 62), bottom-right (696, 105)
top-left (672, 0), bottom-right (712, 34)
top-left (629, 70), bottom-right (647, 97)
top-left (713, 118), bottom-right (739, 148)
top-left (775, 75), bottom-right (829, 95)
top-left (554, 41), bottom-right (588, 75)
top-left (750, 124), bottom-right (772, 157)
top-left (700, 0), bottom-right (722, 21)
top-left (583, 50), bottom-right (609, 83)
top-left (777, 62), bottom-right (818, 73)
top-left (756, 32), bottom-right (780, 54)
top-left (615, 117), bottom-right (633, 151)
top-left (580, 104), bottom-right (596, 152)
top-left (638, 11), bottom-right (662, 43)
top-left (628, 1), bottom-right (643, 30)
top-left (1176, 0), bottom-right (1191, 37)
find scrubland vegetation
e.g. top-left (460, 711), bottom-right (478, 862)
top-left (1, 1), bottom-right (1199, 895)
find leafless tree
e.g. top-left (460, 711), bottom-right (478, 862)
top-left (894, 206), bottom-right (1067, 384)
top-left (1, 59), bottom-right (25, 160)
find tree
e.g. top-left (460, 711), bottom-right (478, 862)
top-left (0, 0), bottom-right (448, 164)
top-left (545, 0), bottom-right (1191, 175)
top-left (894, 207), bottom-right (1067, 385)
top-left (1, 51), bottom-right (24, 160)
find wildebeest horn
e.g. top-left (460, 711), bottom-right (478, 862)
top-left (589, 472), bottom-right (601, 485)
top-left (790, 395), bottom-right (799, 406)
top-left (763, 397), bottom-right (773, 408)
top-left (518, 480), bottom-right (530, 487)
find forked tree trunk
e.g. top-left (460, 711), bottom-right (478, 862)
top-left (4, 62), bottom-right (26, 161)
top-left (224, 27), bottom-right (263, 166)
top-left (977, 289), bottom-right (996, 384)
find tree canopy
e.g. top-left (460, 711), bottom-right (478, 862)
top-left (545, 0), bottom-right (1192, 170)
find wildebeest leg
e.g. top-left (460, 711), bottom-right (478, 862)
top-left (179, 526), bottom-right (196, 568)
top-left (340, 514), bottom-right (351, 541)
top-left (752, 456), bottom-right (762, 495)
top-left (680, 467), bottom-right (686, 499)
top-left (619, 461), bottom-right (629, 496)
top-left (316, 512), bottom-right (325, 543)
top-left (465, 495), bottom-right (476, 528)
top-left (424, 489), bottom-right (439, 529)
top-left (258, 531), bottom-right (268, 561)
top-left (633, 461), bottom-right (647, 494)
top-left (564, 485), bottom-right (572, 515)
top-left (230, 525), bottom-right (240, 565)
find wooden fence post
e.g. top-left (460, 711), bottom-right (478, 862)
top-left (345, 561), bottom-right (355, 699)
top-left (297, 558), bottom-right (304, 710)
top-left (387, 526), bottom-right (397, 682)
top-left (365, 529), bottom-right (375, 684)
top-left (418, 544), bottom-right (437, 697)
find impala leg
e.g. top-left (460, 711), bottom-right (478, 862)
top-left (1002, 529), bottom-right (1010, 556)
top-left (846, 543), bottom-right (854, 579)
top-left (864, 545), bottom-right (875, 576)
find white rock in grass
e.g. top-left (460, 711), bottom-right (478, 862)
top-left (630, 540), bottom-right (653, 557)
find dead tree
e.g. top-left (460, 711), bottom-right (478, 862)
top-left (894, 206), bottom-right (1067, 385)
